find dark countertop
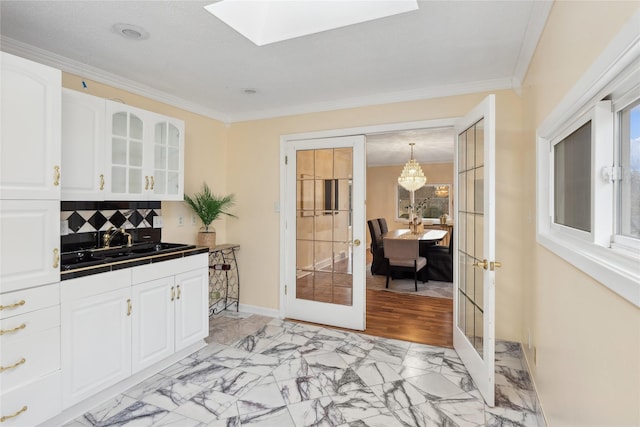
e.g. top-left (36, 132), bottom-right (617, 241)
top-left (61, 245), bottom-right (210, 281)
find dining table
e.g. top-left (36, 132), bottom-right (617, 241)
top-left (381, 228), bottom-right (448, 244)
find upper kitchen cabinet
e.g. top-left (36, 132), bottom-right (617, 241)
top-left (61, 89), bottom-right (106, 200)
top-left (0, 52), bottom-right (61, 200)
top-left (105, 101), bottom-right (184, 201)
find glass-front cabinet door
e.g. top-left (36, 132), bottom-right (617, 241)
top-left (107, 104), bottom-right (146, 199)
top-left (105, 102), bottom-right (184, 200)
top-left (152, 118), bottom-right (184, 200)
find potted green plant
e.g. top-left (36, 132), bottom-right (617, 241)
top-left (184, 183), bottom-right (236, 250)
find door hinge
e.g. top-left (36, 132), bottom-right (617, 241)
top-left (601, 166), bottom-right (622, 182)
top-left (285, 155), bottom-right (288, 165)
top-left (285, 285), bottom-right (287, 295)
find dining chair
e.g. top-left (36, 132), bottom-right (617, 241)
top-left (383, 237), bottom-right (427, 291)
top-left (424, 228), bottom-right (453, 282)
top-left (377, 217), bottom-right (388, 234)
top-left (367, 219), bottom-right (387, 275)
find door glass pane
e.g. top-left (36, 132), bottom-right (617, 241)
top-left (112, 138), bottom-right (127, 165)
top-left (154, 170), bottom-right (166, 194)
top-left (474, 307), bottom-right (484, 357)
top-left (458, 131), bottom-right (467, 172)
top-left (458, 170), bottom-right (466, 212)
top-left (130, 141), bottom-right (143, 167)
top-left (112, 112), bottom-right (127, 137)
top-left (296, 148), bottom-right (354, 306)
top-left (465, 294), bottom-right (475, 345)
top-left (129, 168), bottom-right (142, 193)
top-left (168, 124), bottom-right (180, 147)
top-left (466, 171), bottom-right (474, 214)
top-left (466, 128), bottom-right (475, 172)
top-left (112, 166), bottom-right (126, 193)
top-left (475, 167), bottom-right (484, 214)
top-left (155, 145), bottom-right (167, 169)
top-left (168, 148), bottom-right (179, 170)
top-left (155, 122), bottom-right (167, 145)
top-left (130, 114), bottom-right (143, 140)
top-left (475, 119), bottom-right (484, 167)
top-left (475, 214), bottom-right (484, 261)
top-left (168, 172), bottom-right (179, 195)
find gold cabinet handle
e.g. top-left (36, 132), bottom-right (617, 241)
top-left (53, 248), bottom-right (60, 269)
top-left (171, 286), bottom-right (175, 301)
top-left (472, 259), bottom-right (488, 270)
top-left (0, 300), bottom-right (25, 311)
top-left (0, 323), bottom-right (26, 336)
top-left (127, 299), bottom-right (132, 316)
top-left (53, 165), bottom-right (60, 186)
top-left (0, 406), bottom-right (28, 423)
top-left (145, 176), bottom-right (149, 190)
top-left (490, 261), bottom-right (502, 271)
top-left (0, 358), bottom-right (26, 373)
top-left (177, 285), bottom-right (181, 300)
top-left (99, 174), bottom-right (105, 190)
top-left (150, 175), bottom-right (155, 190)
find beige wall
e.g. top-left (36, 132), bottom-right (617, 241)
top-left (226, 89), bottom-right (525, 342)
top-left (61, 74), bottom-right (230, 245)
top-left (366, 162), bottom-right (454, 247)
top-left (521, 2), bottom-right (640, 426)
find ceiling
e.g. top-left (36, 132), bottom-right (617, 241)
top-left (0, 1), bottom-right (551, 167)
top-left (0, 0), bottom-right (551, 124)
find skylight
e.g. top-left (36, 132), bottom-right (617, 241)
top-left (204, 0), bottom-right (419, 46)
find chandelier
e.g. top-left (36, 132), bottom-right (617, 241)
top-left (397, 143), bottom-right (426, 191)
top-left (435, 185), bottom-right (449, 197)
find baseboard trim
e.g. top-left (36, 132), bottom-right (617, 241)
top-left (520, 343), bottom-right (548, 427)
top-left (238, 303), bottom-right (280, 318)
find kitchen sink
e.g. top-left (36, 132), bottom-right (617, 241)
top-left (62, 242), bottom-right (197, 271)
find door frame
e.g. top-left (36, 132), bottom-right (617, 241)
top-left (279, 118), bottom-right (457, 319)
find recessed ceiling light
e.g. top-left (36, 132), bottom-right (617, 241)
top-left (112, 23), bottom-right (149, 40)
top-left (204, 0), bottom-right (419, 46)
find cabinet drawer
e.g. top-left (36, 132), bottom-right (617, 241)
top-left (0, 283), bottom-right (60, 320)
top-left (131, 253), bottom-right (207, 284)
top-left (61, 268), bottom-right (130, 302)
top-left (0, 305), bottom-right (59, 339)
top-left (0, 372), bottom-right (61, 427)
top-left (1, 326), bottom-right (60, 392)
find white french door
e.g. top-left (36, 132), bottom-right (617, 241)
top-left (283, 135), bottom-right (366, 330)
top-left (453, 95), bottom-right (498, 406)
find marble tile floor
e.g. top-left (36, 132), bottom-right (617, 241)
top-left (64, 313), bottom-right (543, 427)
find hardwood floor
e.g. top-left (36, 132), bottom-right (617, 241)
top-left (364, 289), bottom-right (453, 348)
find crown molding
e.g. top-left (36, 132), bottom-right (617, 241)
top-left (0, 36), bottom-right (232, 123)
top-left (513, 0), bottom-right (553, 86)
top-left (229, 77), bottom-right (515, 123)
top-left (1, 36), bottom-right (516, 124)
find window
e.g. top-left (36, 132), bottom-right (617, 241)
top-left (397, 184), bottom-right (451, 221)
top-left (537, 38), bottom-right (640, 307)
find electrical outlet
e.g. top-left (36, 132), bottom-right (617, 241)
top-left (178, 215), bottom-right (184, 226)
top-left (153, 216), bottom-right (163, 228)
top-left (191, 215), bottom-right (197, 226)
top-left (533, 347), bottom-right (537, 365)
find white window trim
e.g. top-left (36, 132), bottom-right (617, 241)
top-left (536, 10), bottom-right (640, 307)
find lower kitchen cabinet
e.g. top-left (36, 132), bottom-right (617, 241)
top-left (0, 372), bottom-right (61, 426)
top-left (61, 286), bottom-right (131, 408)
top-left (131, 266), bottom-right (208, 373)
top-left (175, 268), bottom-right (209, 351)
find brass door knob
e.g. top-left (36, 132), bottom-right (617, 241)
top-left (353, 239), bottom-right (361, 247)
top-left (472, 259), bottom-right (488, 270)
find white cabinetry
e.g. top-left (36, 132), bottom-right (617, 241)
top-left (61, 89), bottom-right (106, 200)
top-left (0, 52), bottom-right (62, 427)
top-left (105, 101), bottom-right (184, 201)
top-left (0, 52), bottom-right (61, 200)
top-left (0, 283), bottom-right (61, 426)
top-left (61, 270), bottom-right (132, 407)
top-left (131, 254), bottom-right (208, 373)
top-left (175, 268), bottom-right (209, 350)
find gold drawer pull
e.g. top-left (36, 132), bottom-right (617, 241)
top-left (0, 300), bottom-right (25, 311)
top-left (127, 299), bottom-right (132, 316)
top-left (0, 324), bottom-right (26, 336)
top-left (0, 406), bottom-right (28, 423)
top-left (53, 165), bottom-right (60, 186)
top-left (145, 176), bottom-right (149, 190)
top-left (176, 285), bottom-right (181, 300)
top-left (171, 286), bottom-right (175, 301)
top-left (99, 174), bottom-right (105, 190)
top-left (0, 358), bottom-right (26, 373)
top-left (150, 176), bottom-right (155, 190)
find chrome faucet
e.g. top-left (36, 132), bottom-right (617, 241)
top-left (103, 226), bottom-right (132, 248)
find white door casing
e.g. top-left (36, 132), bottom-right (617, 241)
top-left (283, 135), bottom-right (366, 330)
top-left (453, 94), bottom-right (497, 407)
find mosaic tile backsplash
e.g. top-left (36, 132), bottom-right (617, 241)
top-left (61, 201), bottom-right (162, 252)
